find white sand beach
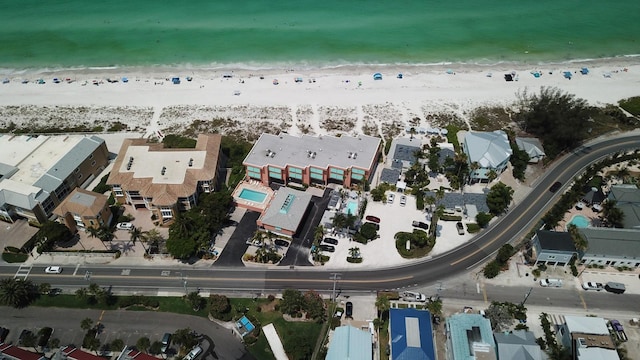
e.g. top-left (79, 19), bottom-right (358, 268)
top-left (0, 61), bottom-right (638, 141)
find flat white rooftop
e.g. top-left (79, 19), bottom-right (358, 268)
top-left (120, 145), bottom-right (207, 184)
top-left (0, 134), bottom-right (49, 167)
top-left (0, 134), bottom-right (87, 185)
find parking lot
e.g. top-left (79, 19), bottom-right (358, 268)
top-left (0, 307), bottom-right (250, 360)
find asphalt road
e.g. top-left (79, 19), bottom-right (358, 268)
top-left (2, 133), bottom-right (640, 306)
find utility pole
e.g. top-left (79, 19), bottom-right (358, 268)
top-left (330, 273), bottom-right (341, 301)
top-left (521, 287), bottom-right (533, 306)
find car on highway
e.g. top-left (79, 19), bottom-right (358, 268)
top-left (116, 222), bottom-right (134, 230)
top-left (345, 301), bottom-right (353, 318)
top-left (45, 266), bottom-right (63, 274)
top-left (365, 215), bottom-right (380, 223)
top-left (387, 193), bottom-right (395, 204)
top-left (274, 239), bottom-right (290, 247)
top-left (400, 195), bottom-right (407, 206)
top-left (549, 182), bottom-right (562, 193)
top-left (319, 244), bottom-right (335, 252)
top-left (582, 281), bottom-right (604, 291)
top-left (323, 237), bottom-right (338, 245)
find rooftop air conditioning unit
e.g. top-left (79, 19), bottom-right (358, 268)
top-left (161, 166), bottom-right (166, 175)
top-left (188, 158), bottom-right (193, 167)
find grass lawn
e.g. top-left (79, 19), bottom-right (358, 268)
top-left (378, 314), bottom-right (390, 360)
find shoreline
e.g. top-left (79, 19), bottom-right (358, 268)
top-left (2, 55), bottom-right (640, 77)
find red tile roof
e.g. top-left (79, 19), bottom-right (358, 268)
top-left (60, 346), bottom-right (104, 360)
top-left (125, 349), bottom-right (161, 360)
top-left (0, 343), bottom-right (46, 360)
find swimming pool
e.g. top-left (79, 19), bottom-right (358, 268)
top-left (238, 188), bottom-right (267, 203)
top-left (345, 200), bottom-right (358, 215)
top-left (568, 214), bottom-right (590, 228)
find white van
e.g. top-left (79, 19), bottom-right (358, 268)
top-left (184, 346), bottom-right (203, 360)
top-left (539, 278), bottom-right (563, 287)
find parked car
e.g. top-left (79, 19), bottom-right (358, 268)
top-left (539, 278), bottom-right (563, 287)
top-left (0, 327), bottom-right (9, 342)
top-left (399, 195), bottom-right (407, 206)
top-left (183, 346), bottom-right (203, 360)
top-left (319, 244), bottom-right (335, 252)
top-left (18, 329), bottom-right (33, 345)
top-left (345, 301), bottom-right (353, 318)
top-left (323, 237), bottom-right (338, 245)
top-left (37, 327), bottom-right (53, 348)
top-left (45, 266), bottom-right (62, 274)
top-left (116, 222), bottom-right (133, 230)
top-left (456, 222), bottom-right (465, 235)
top-left (274, 239), bottom-right (290, 247)
top-left (402, 291), bottom-right (427, 302)
top-left (581, 281), bottom-right (604, 291)
top-left (605, 282), bottom-right (626, 294)
top-left (610, 320), bottom-right (628, 342)
top-left (365, 215), bottom-right (381, 223)
top-left (412, 221), bottom-right (429, 230)
top-left (387, 193), bottom-right (395, 204)
top-left (549, 182), bottom-right (562, 193)
top-left (161, 332), bottom-right (172, 353)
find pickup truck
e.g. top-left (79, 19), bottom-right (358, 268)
top-left (402, 291), bottom-right (428, 302)
top-left (456, 222), bottom-right (465, 235)
top-left (609, 320), bottom-right (628, 342)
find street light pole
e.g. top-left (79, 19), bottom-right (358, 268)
top-left (330, 273), bottom-right (341, 301)
top-left (521, 287), bottom-right (533, 307)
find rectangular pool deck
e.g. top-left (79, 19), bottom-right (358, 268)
top-left (232, 180), bottom-right (274, 213)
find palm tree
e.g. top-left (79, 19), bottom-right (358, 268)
top-left (98, 225), bottom-right (116, 243)
top-left (424, 196), bottom-right (436, 213)
top-left (426, 298), bottom-right (443, 316)
top-left (186, 291), bottom-right (203, 311)
top-left (567, 224), bottom-right (588, 251)
top-left (435, 186), bottom-right (445, 204)
top-left (129, 226), bottom-right (144, 245)
top-left (0, 278), bottom-right (35, 308)
top-left (39, 282), bottom-right (52, 295)
top-left (313, 226), bottom-right (325, 242)
top-left (80, 317), bottom-right (94, 331)
top-left (136, 337), bottom-right (151, 353)
top-left (348, 247), bottom-right (360, 258)
top-left (87, 226), bottom-right (101, 239)
top-left (602, 200), bottom-right (625, 228)
top-left (375, 295), bottom-right (390, 319)
top-left (486, 169), bottom-right (498, 188)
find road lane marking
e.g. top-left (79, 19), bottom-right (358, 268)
top-left (72, 274), bottom-right (414, 284)
top-left (73, 263), bottom-right (80, 276)
top-left (450, 139), bottom-right (638, 267)
top-left (577, 291), bottom-right (588, 310)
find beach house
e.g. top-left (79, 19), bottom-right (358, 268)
top-left (243, 133), bottom-right (381, 188)
top-left (463, 131), bottom-right (512, 183)
top-left (558, 316), bottom-right (619, 360)
top-left (107, 134), bottom-right (222, 223)
top-left (256, 187), bottom-right (313, 237)
top-left (389, 308), bottom-right (436, 360)
top-left (578, 228), bottom-right (640, 268)
top-left (0, 135), bottom-right (109, 224)
top-left (446, 313), bottom-right (496, 360)
top-left (607, 185), bottom-right (640, 229)
top-left (53, 188), bottom-right (112, 233)
top-left (530, 230), bottom-right (577, 267)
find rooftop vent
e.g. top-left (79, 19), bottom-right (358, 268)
top-left (265, 149), bottom-right (276, 157)
top-left (161, 166), bottom-right (166, 175)
top-left (188, 158), bottom-right (193, 167)
top-left (126, 164), bottom-right (131, 170)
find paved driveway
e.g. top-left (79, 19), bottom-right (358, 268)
top-left (0, 307), bottom-right (253, 360)
top-left (213, 211), bottom-right (259, 267)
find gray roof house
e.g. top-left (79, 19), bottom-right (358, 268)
top-left (463, 131), bottom-right (513, 182)
top-left (389, 137), bottom-right (422, 171)
top-left (515, 137), bottom-right (545, 163)
top-left (559, 316), bottom-right (619, 360)
top-left (494, 330), bottom-right (548, 360)
top-left (579, 228), bottom-right (640, 267)
top-left (531, 230), bottom-right (577, 266)
top-left (326, 325), bottom-right (372, 360)
top-left (607, 185), bottom-right (640, 229)
top-left (257, 187), bottom-right (312, 237)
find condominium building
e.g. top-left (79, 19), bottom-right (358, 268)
top-left (0, 134), bottom-right (109, 224)
top-left (107, 134), bottom-right (222, 222)
top-left (243, 133), bottom-right (381, 188)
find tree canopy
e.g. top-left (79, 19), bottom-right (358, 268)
top-left (486, 182), bottom-right (514, 215)
top-left (167, 191), bottom-right (233, 259)
top-left (0, 278), bottom-right (38, 308)
top-left (516, 87), bottom-right (591, 158)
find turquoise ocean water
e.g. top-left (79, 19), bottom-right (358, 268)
top-left (1, 0), bottom-right (639, 70)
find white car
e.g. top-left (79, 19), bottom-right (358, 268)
top-left (582, 281), bottom-right (604, 291)
top-left (183, 346), bottom-right (203, 360)
top-left (116, 222), bottom-right (133, 230)
top-left (400, 195), bottom-right (407, 206)
top-left (45, 266), bottom-right (62, 274)
top-left (387, 193), bottom-right (395, 204)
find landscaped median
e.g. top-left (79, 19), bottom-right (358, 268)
top-left (395, 229), bottom-right (435, 258)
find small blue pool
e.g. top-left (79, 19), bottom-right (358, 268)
top-left (345, 200), bottom-right (358, 215)
top-left (238, 188), bottom-right (267, 203)
top-left (568, 214), bottom-right (589, 228)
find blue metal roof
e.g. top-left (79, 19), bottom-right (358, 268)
top-left (326, 326), bottom-right (372, 360)
top-left (446, 313), bottom-right (495, 360)
top-left (390, 308), bottom-right (435, 360)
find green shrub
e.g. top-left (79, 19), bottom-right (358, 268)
top-left (483, 260), bottom-right (501, 278)
top-left (162, 134), bottom-right (196, 148)
top-left (476, 212), bottom-right (493, 227)
top-left (466, 223), bottom-right (481, 233)
top-left (440, 214), bottom-right (462, 221)
top-left (346, 257), bottom-right (363, 263)
top-left (92, 173), bottom-right (111, 194)
top-left (619, 96), bottom-right (640, 116)
top-left (2, 252), bottom-right (28, 263)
